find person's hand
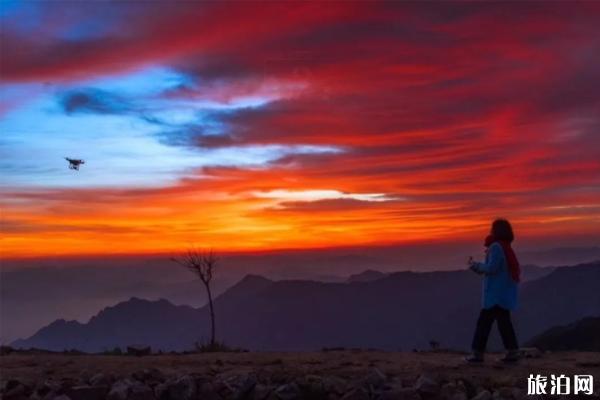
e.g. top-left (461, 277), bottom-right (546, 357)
top-left (468, 256), bottom-right (481, 274)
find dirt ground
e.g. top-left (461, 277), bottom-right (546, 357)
top-left (1, 350), bottom-right (599, 390)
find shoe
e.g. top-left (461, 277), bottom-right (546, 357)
top-left (500, 350), bottom-right (520, 363)
top-left (465, 352), bottom-right (484, 363)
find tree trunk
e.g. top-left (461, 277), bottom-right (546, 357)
top-left (205, 282), bottom-right (216, 346)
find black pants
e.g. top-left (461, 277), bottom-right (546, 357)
top-left (471, 305), bottom-right (518, 352)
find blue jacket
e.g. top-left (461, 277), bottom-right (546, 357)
top-left (471, 242), bottom-right (518, 310)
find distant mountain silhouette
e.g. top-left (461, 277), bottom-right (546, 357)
top-left (519, 264), bottom-right (555, 282)
top-left (12, 298), bottom-right (202, 352)
top-left (344, 265), bottom-right (553, 284)
top-left (3, 247), bottom-right (590, 344)
top-left (526, 317), bottom-right (600, 351)
top-left (346, 269), bottom-right (388, 283)
top-left (520, 246), bottom-right (600, 266)
top-left (12, 262), bottom-right (600, 352)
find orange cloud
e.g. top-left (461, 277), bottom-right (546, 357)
top-left (1, 2), bottom-right (600, 258)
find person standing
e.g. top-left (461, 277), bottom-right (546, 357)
top-left (466, 218), bottom-right (521, 363)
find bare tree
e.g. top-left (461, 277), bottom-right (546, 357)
top-left (171, 248), bottom-right (218, 346)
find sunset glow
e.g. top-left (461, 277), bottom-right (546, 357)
top-left (1, 2), bottom-right (600, 258)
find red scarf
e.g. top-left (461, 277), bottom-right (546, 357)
top-left (484, 234), bottom-right (520, 283)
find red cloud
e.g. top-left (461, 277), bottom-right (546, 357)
top-left (2, 2), bottom-right (600, 257)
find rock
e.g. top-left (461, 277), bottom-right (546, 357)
top-left (414, 374), bottom-right (439, 395)
top-left (362, 368), bottom-right (386, 389)
top-left (273, 383), bottom-right (301, 400)
top-left (519, 347), bottom-right (542, 358)
top-left (4, 379), bottom-right (25, 393)
top-left (440, 382), bottom-right (468, 400)
top-left (4, 389), bottom-right (28, 400)
top-left (128, 382), bottom-right (154, 400)
top-left (57, 378), bottom-right (78, 392)
top-left (472, 390), bottom-right (492, 400)
top-left (379, 388), bottom-right (420, 400)
top-left (127, 345), bottom-right (151, 357)
top-left (78, 370), bottom-right (92, 384)
top-left (90, 373), bottom-right (111, 387)
top-left (382, 377), bottom-right (403, 392)
top-left (154, 383), bottom-right (169, 400)
top-left (131, 368), bottom-right (165, 385)
top-left (491, 386), bottom-right (515, 400)
top-left (52, 396), bottom-right (71, 400)
top-left (322, 377), bottom-right (347, 395)
top-left (340, 387), bottom-right (370, 400)
top-left (297, 375), bottom-right (327, 400)
top-left (107, 380), bottom-right (133, 400)
top-left (31, 379), bottom-right (61, 400)
top-left (455, 378), bottom-right (476, 399)
top-left (511, 387), bottom-right (526, 400)
top-left (252, 384), bottom-right (273, 400)
top-left (65, 385), bottom-right (109, 400)
top-left (195, 377), bottom-right (220, 400)
top-left (449, 392), bottom-right (468, 400)
top-left (167, 375), bottom-right (197, 400)
top-left (212, 377), bottom-right (236, 399)
top-left (235, 374), bottom-right (258, 400)
top-left (213, 376), bottom-right (237, 399)
top-left (3, 379), bottom-right (31, 400)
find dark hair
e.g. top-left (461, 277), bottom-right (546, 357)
top-left (491, 218), bottom-right (514, 242)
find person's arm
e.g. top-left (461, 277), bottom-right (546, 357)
top-left (471, 243), bottom-right (503, 275)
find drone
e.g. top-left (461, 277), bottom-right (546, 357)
top-left (65, 157), bottom-right (85, 170)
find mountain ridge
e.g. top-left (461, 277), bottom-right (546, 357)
top-left (12, 262), bottom-right (600, 352)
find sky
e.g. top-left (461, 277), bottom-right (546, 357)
top-left (1, 2), bottom-right (600, 259)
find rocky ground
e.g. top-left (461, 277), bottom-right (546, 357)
top-left (1, 350), bottom-right (599, 400)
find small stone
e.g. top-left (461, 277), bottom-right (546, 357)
top-left (455, 379), bottom-right (476, 399)
top-left (414, 374), bottom-right (439, 395)
top-left (128, 382), bottom-right (154, 400)
top-left (78, 370), bottom-right (92, 384)
top-left (33, 379), bottom-right (61, 399)
top-left (362, 368), bottom-right (386, 388)
top-left (4, 379), bottom-right (24, 393)
top-left (196, 377), bottom-right (220, 400)
top-left (451, 393), bottom-right (468, 400)
top-left (107, 380), bottom-right (132, 400)
top-left (167, 375), bottom-right (197, 400)
top-left (212, 378), bottom-right (236, 399)
top-left (322, 377), bottom-right (347, 395)
top-left (89, 373), bottom-right (111, 387)
top-left (512, 387), bottom-right (526, 400)
top-left (253, 384), bottom-right (273, 400)
top-left (440, 382), bottom-right (468, 400)
top-left (491, 386), bottom-right (516, 400)
top-left (520, 347), bottom-right (542, 358)
top-left (273, 383), bottom-right (301, 400)
top-left (58, 378), bottom-right (78, 392)
top-left (65, 385), bottom-right (108, 400)
top-left (340, 387), bottom-right (370, 400)
top-left (472, 390), bottom-right (492, 400)
top-left (154, 383), bottom-right (168, 400)
top-left (132, 368), bottom-right (164, 384)
top-left (380, 388), bottom-right (420, 400)
top-left (4, 384), bottom-right (27, 400)
top-left (235, 374), bottom-right (258, 399)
